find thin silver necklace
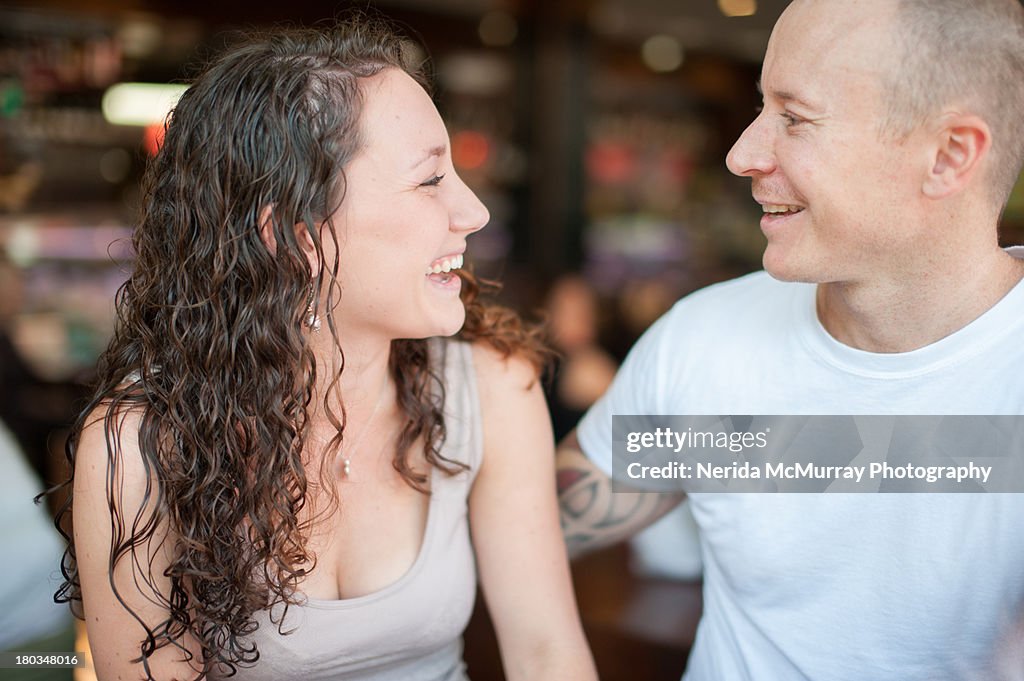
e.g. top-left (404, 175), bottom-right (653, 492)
top-left (338, 372), bottom-right (390, 479)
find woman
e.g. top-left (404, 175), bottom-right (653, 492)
top-left (56, 19), bottom-right (596, 681)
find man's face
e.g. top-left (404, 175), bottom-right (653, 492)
top-left (726, 0), bottom-right (926, 285)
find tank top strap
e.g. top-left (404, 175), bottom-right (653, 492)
top-left (432, 337), bottom-right (483, 487)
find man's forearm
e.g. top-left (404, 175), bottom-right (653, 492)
top-left (556, 433), bottom-right (684, 558)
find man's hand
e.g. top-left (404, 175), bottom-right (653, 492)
top-left (557, 430), bottom-right (685, 558)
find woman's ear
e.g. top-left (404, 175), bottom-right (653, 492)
top-left (258, 205), bottom-right (319, 277)
top-left (295, 222), bottom-right (319, 279)
top-left (258, 204), bottom-right (279, 255)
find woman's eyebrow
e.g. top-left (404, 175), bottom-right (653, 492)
top-left (409, 144), bottom-right (447, 171)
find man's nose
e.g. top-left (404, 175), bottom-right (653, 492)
top-left (726, 113), bottom-right (776, 178)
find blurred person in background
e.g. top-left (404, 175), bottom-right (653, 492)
top-left (0, 418), bottom-right (75, 681)
top-left (557, 0), bottom-right (1024, 679)
top-left (543, 274), bottom-right (617, 441)
top-left (0, 244), bottom-right (49, 474)
top-left (55, 18), bottom-right (595, 681)
top-left (0, 243), bottom-right (87, 484)
top-left (543, 274), bottom-right (703, 582)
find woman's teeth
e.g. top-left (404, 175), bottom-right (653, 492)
top-left (426, 253), bottom-right (464, 275)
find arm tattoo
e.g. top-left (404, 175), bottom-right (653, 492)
top-left (557, 452), bottom-right (683, 558)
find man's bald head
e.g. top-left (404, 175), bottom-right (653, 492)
top-left (878, 0), bottom-right (1024, 207)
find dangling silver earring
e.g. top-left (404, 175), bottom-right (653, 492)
top-left (304, 285), bottom-right (321, 332)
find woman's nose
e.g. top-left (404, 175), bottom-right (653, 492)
top-left (449, 174), bottom-right (490, 234)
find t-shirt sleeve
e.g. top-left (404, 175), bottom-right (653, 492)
top-left (577, 306), bottom-right (680, 475)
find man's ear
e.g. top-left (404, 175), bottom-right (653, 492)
top-left (922, 113), bottom-right (991, 199)
top-left (258, 205), bottom-right (319, 277)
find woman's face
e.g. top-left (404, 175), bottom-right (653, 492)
top-left (324, 68), bottom-right (489, 342)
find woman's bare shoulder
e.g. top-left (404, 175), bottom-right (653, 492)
top-left (469, 341), bottom-right (540, 397)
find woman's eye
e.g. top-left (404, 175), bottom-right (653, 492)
top-left (420, 174), bottom-right (445, 187)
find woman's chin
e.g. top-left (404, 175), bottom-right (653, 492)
top-left (405, 305), bottom-right (466, 340)
top-left (435, 308), bottom-right (467, 338)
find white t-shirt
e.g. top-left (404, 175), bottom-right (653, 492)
top-left (578, 253), bottom-right (1024, 681)
top-left (0, 422), bottom-right (72, 648)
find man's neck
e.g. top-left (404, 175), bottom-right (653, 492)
top-left (816, 248), bottom-right (1024, 353)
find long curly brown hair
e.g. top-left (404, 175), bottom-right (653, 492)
top-left (53, 18), bottom-right (547, 680)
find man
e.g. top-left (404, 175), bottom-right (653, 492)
top-left (557, 0), bottom-right (1024, 678)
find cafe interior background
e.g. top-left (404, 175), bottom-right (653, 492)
top-left (2, 0), bottom-right (1023, 678)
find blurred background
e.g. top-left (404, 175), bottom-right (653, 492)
top-left (1, 0), bottom-right (1023, 679)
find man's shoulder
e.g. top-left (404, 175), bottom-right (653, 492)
top-left (624, 270), bottom-right (810, 368)
top-left (688, 269), bottom-right (786, 296)
top-left (661, 270), bottom-right (807, 328)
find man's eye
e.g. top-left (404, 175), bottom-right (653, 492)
top-left (780, 112), bottom-right (804, 127)
top-left (420, 174), bottom-right (445, 187)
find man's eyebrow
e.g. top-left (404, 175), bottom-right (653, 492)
top-left (756, 80), bottom-right (820, 110)
top-left (409, 144), bottom-right (446, 170)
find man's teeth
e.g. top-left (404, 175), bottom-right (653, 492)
top-left (762, 204), bottom-right (803, 214)
top-left (426, 253), bottom-right (464, 275)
